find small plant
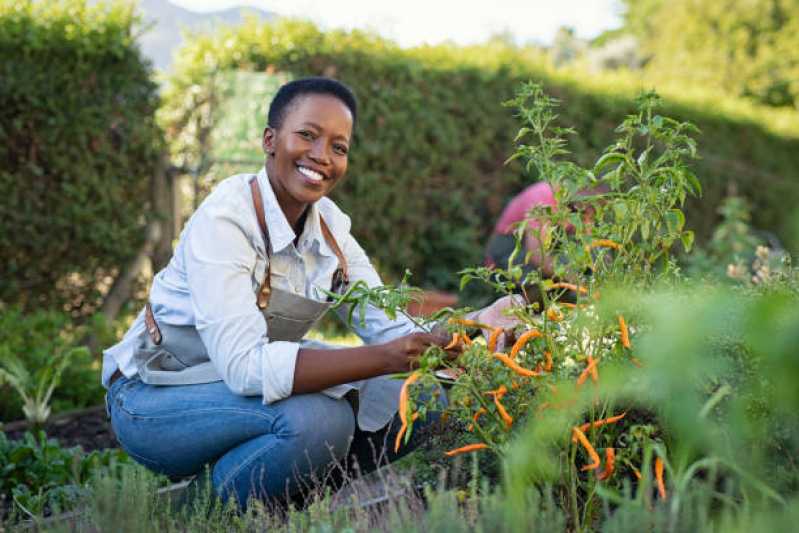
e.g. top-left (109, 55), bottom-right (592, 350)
top-left (0, 431), bottom-right (131, 521)
top-left (0, 346), bottom-right (86, 427)
top-left (0, 306), bottom-right (107, 423)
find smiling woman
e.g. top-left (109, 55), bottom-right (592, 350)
top-left (99, 77), bottom-right (520, 509)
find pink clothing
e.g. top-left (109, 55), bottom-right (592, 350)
top-left (493, 182), bottom-right (556, 235)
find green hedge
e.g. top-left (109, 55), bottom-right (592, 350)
top-left (0, 0), bottom-right (163, 316)
top-left (163, 19), bottom-right (799, 290)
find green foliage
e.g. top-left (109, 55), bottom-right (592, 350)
top-left (0, 306), bottom-right (108, 422)
top-left (0, 347), bottom-right (80, 427)
top-left (621, 0), bottom-right (799, 109)
top-left (162, 18), bottom-right (799, 291)
top-left (0, 0), bottom-right (163, 316)
top-left (685, 194), bottom-right (794, 282)
top-left (0, 430), bottom-right (131, 520)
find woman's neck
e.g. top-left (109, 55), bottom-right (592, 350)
top-left (266, 163), bottom-right (308, 232)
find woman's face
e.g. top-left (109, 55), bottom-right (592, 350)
top-left (263, 93), bottom-right (353, 216)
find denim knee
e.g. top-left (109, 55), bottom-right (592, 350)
top-left (271, 394), bottom-right (356, 460)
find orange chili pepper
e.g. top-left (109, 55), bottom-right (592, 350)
top-left (487, 327), bottom-right (503, 352)
top-left (467, 407), bottom-right (486, 432)
top-left (484, 384), bottom-right (508, 398)
top-left (394, 372), bottom-right (421, 452)
top-left (560, 302), bottom-right (577, 309)
top-left (618, 315), bottom-right (631, 349)
top-left (632, 467), bottom-right (642, 480)
top-left (444, 443), bottom-right (489, 457)
top-left (580, 411), bottom-right (627, 433)
top-left (494, 353), bottom-right (540, 377)
top-left (462, 334), bottom-right (473, 347)
top-left (573, 412), bottom-right (627, 441)
top-left (494, 395), bottom-right (513, 429)
top-left (587, 239), bottom-right (622, 251)
top-left (655, 457), bottom-right (667, 500)
top-left (572, 427), bottom-right (601, 471)
top-left (448, 318), bottom-right (491, 329)
top-left (597, 447), bottom-right (616, 481)
top-left (444, 333), bottom-right (461, 350)
top-left (509, 329), bottom-right (542, 359)
top-left (576, 356), bottom-right (599, 386)
top-left (546, 307), bottom-right (563, 322)
top-left (549, 282), bottom-right (589, 295)
top-left (544, 350), bottom-right (553, 372)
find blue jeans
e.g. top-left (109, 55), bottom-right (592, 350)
top-left (106, 376), bottom-right (445, 506)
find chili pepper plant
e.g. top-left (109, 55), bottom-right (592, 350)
top-left (328, 82), bottom-right (784, 524)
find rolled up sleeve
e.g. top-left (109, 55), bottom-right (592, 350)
top-left (184, 200), bottom-right (298, 403)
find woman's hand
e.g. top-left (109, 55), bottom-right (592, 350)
top-left (471, 295), bottom-right (525, 351)
top-left (380, 332), bottom-right (451, 373)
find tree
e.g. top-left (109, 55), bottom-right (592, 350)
top-left (621, 0), bottom-right (799, 109)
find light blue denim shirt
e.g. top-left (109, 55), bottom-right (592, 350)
top-left (102, 168), bottom-right (418, 431)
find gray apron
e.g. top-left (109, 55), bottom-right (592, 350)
top-left (136, 176), bottom-right (349, 386)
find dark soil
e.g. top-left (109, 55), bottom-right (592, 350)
top-left (3, 405), bottom-right (118, 452)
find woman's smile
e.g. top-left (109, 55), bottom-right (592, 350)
top-left (296, 164), bottom-right (328, 183)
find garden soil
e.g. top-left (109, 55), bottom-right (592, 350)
top-left (3, 405), bottom-right (118, 452)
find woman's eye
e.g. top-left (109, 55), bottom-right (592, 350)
top-left (297, 130), bottom-right (314, 140)
top-left (334, 144), bottom-right (349, 155)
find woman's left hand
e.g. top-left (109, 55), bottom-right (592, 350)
top-left (471, 295), bottom-right (525, 352)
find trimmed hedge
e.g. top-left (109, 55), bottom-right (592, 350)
top-left (163, 19), bottom-right (799, 290)
top-left (0, 0), bottom-right (163, 316)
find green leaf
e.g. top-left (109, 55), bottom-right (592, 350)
top-left (665, 209), bottom-right (686, 234)
top-left (640, 219), bottom-right (650, 240)
top-left (681, 230), bottom-right (695, 252)
top-left (592, 152), bottom-right (626, 174)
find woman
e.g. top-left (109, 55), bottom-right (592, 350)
top-left (103, 78), bottom-right (512, 507)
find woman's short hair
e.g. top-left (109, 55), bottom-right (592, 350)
top-left (267, 77), bottom-right (358, 130)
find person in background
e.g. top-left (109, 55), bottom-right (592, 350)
top-left (485, 181), bottom-right (607, 297)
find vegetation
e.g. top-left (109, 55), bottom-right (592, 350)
top-left (0, 306), bottom-right (111, 423)
top-left (620, 0), bottom-right (799, 109)
top-left (0, 0), bottom-right (163, 317)
top-left (0, 431), bottom-right (131, 522)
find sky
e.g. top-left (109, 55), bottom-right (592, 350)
top-left (169, 0), bottom-right (625, 47)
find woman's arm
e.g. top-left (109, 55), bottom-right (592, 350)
top-left (524, 221), bottom-right (555, 277)
top-left (291, 332), bottom-right (445, 394)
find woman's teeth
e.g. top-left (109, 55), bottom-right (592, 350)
top-left (298, 166), bottom-right (324, 181)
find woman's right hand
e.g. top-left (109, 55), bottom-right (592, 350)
top-left (381, 332), bottom-right (451, 373)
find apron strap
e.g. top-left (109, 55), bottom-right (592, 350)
top-left (249, 175), bottom-right (349, 309)
top-left (319, 216), bottom-right (350, 293)
top-left (249, 177), bottom-right (273, 309)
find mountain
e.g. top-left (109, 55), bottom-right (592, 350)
top-left (135, 0), bottom-right (276, 71)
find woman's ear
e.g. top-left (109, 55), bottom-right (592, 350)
top-left (262, 127), bottom-right (276, 156)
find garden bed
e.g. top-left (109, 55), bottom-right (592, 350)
top-left (3, 405), bottom-right (117, 453)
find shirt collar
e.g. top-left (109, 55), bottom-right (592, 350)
top-left (257, 167), bottom-right (334, 257)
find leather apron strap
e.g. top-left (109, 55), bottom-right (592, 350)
top-left (249, 176), bottom-right (349, 309)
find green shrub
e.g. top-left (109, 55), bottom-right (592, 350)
top-left (162, 19), bottom-right (799, 291)
top-left (0, 0), bottom-right (163, 316)
top-left (0, 306), bottom-right (109, 423)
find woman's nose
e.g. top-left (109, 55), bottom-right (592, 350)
top-left (308, 140), bottom-right (331, 164)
